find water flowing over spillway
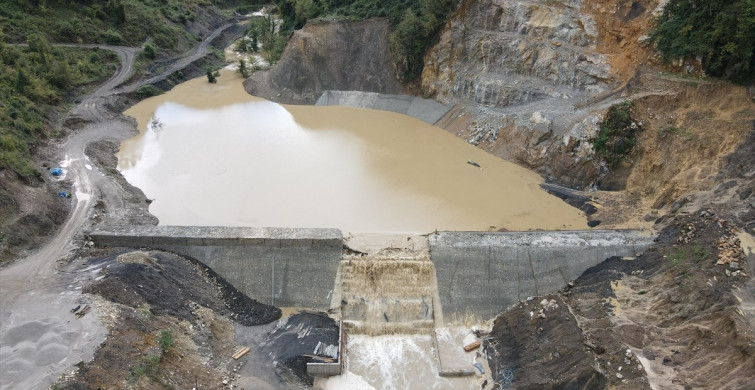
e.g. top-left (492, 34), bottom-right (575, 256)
top-left (119, 69), bottom-right (586, 234)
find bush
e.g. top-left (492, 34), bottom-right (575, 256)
top-left (103, 29), bottom-right (123, 45)
top-left (143, 42), bottom-right (156, 59)
top-left (652, 0), bottom-right (755, 83)
top-left (136, 85), bottom-right (163, 98)
top-left (158, 330), bottom-right (174, 351)
top-left (593, 103), bottom-right (639, 168)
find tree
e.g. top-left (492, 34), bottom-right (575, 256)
top-left (390, 9), bottom-right (429, 82)
top-left (15, 69), bottom-right (29, 93)
top-left (47, 60), bottom-right (72, 89)
top-left (235, 38), bottom-right (249, 53)
top-left (105, 0), bottom-right (126, 25)
top-left (259, 16), bottom-right (286, 64)
top-left (206, 70), bottom-right (216, 83)
top-left (251, 34), bottom-right (258, 52)
top-left (143, 43), bottom-right (156, 59)
top-left (652, 0), bottom-right (755, 83)
top-left (238, 59), bottom-right (249, 78)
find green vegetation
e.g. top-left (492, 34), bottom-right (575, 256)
top-left (691, 244), bottom-right (709, 263)
top-left (242, 15), bottom-right (286, 64)
top-left (1, 0), bottom-right (243, 181)
top-left (651, 0), bottom-right (755, 83)
top-left (206, 69), bottom-right (218, 83)
top-left (130, 355), bottom-right (161, 382)
top-left (158, 330), bottom-right (175, 350)
top-left (142, 42), bottom-right (156, 59)
top-left (130, 329), bottom-right (175, 382)
top-left (593, 102), bottom-right (639, 168)
top-left (273, 0), bottom-right (460, 82)
top-left (238, 59), bottom-right (250, 78)
top-left (657, 125), bottom-right (697, 142)
top-left (235, 2), bottom-right (268, 15)
top-left (668, 249), bottom-right (687, 266)
top-left (1, 33), bottom-right (118, 180)
top-left (0, 0), bottom-right (209, 49)
top-left (135, 85), bottom-right (163, 99)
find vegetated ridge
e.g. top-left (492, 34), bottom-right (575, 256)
top-left (0, 0), bottom-right (240, 263)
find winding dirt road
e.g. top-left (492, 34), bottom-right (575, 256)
top-left (0, 22), bottom-right (237, 390)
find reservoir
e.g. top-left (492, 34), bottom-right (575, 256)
top-left (119, 68), bottom-right (586, 233)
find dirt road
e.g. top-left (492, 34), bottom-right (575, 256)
top-left (0, 23), bottom-right (237, 390)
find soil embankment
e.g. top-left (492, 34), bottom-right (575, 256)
top-left (55, 249), bottom-right (282, 389)
top-left (484, 211), bottom-right (754, 389)
top-left (243, 18), bottom-right (401, 104)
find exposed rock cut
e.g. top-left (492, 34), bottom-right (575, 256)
top-left (244, 18), bottom-right (401, 104)
top-left (422, 0), bottom-right (628, 187)
top-left (424, 0), bottom-right (612, 108)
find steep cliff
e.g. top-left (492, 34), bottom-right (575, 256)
top-left (243, 18), bottom-right (402, 104)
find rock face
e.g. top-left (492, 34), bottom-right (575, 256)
top-left (422, 0), bottom-right (656, 188)
top-left (244, 18), bottom-right (401, 104)
top-left (423, 0), bottom-right (612, 108)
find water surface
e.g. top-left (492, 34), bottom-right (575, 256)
top-left (120, 69), bottom-right (585, 233)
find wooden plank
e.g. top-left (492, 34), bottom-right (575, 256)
top-left (232, 346), bottom-right (250, 360)
top-left (463, 340), bottom-right (481, 352)
top-left (75, 305), bottom-right (91, 318)
top-left (302, 354), bottom-right (335, 363)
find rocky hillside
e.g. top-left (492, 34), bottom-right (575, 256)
top-left (422, 0), bottom-right (754, 223)
top-left (243, 18), bottom-right (401, 104)
top-left (422, 0), bottom-right (659, 187)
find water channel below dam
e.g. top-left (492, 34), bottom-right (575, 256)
top-left (119, 68), bottom-right (586, 233)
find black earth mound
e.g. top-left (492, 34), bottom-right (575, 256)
top-left (84, 250), bottom-right (281, 326)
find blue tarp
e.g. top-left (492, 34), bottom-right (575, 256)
top-left (50, 168), bottom-right (63, 176)
top-left (58, 192), bottom-right (68, 198)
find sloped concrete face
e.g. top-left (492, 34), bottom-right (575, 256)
top-left (87, 226), bottom-right (343, 308)
top-left (429, 230), bottom-right (653, 319)
top-left (316, 90), bottom-right (452, 125)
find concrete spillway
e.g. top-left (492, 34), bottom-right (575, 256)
top-left (87, 226), bottom-right (653, 319)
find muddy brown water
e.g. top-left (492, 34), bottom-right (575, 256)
top-left (120, 68), bottom-right (585, 233)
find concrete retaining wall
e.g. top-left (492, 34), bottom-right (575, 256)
top-left (87, 226), bottom-right (343, 309)
top-left (429, 230), bottom-right (653, 319)
top-left (315, 90), bottom-right (451, 124)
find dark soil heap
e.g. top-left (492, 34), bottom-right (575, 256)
top-left (56, 249), bottom-right (283, 389)
top-left (261, 311), bottom-right (340, 386)
top-left (85, 250), bottom-right (281, 326)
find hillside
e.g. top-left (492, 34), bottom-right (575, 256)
top-left (0, 0), bottom-right (241, 263)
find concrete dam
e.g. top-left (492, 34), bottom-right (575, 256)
top-left (87, 226), bottom-right (653, 320)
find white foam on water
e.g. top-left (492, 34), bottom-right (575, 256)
top-left (325, 334), bottom-right (480, 390)
top-left (315, 370), bottom-right (376, 390)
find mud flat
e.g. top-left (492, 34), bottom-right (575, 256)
top-left (119, 69), bottom-right (586, 233)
